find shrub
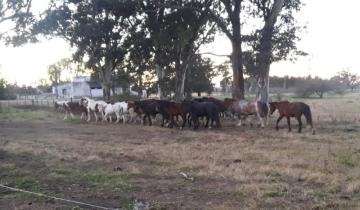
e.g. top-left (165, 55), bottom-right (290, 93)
top-left (295, 79), bottom-right (336, 98)
top-left (114, 92), bottom-right (141, 102)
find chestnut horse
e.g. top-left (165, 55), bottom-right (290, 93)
top-left (269, 101), bottom-right (316, 135)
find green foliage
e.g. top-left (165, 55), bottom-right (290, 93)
top-left (114, 93), bottom-right (141, 102)
top-left (0, 0), bottom-right (34, 45)
top-left (331, 70), bottom-right (360, 91)
top-left (185, 55), bottom-right (218, 96)
top-left (0, 77), bottom-right (7, 99)
top-left (0, 76), bottom-right (17, 100)
top-left (35, 0), bottom-right (139, 99)
top-left (219, 63), bottom-right (232, 93)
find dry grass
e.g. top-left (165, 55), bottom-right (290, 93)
top-left (1, 93), bottom-right (360, 209)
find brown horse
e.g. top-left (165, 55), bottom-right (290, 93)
top-left (269, 101), bottom-right (316, 135)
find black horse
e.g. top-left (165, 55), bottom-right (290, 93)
top-left (181, 101), bottom-right (221, 130)
top-left (134, 100), bottom-right (159, 126)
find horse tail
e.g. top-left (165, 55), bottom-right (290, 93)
top-left (303, 104), bottom-right (316, 135)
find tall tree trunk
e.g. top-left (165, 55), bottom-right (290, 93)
top-left (256, 0), bottom-right (284, 103)
top-left (257, 72), bottom-right (270, 103)
top-left (99, 64), bottom-right (112, 101)
top-left (155, 63), bottom-right (165, 99)
top-left (174, 68), bottom-right (187, 102)
top-left (231, 40), bottom-right (245, 100)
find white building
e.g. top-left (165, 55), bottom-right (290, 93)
top-left (52, 76), bottom-right (104, 98)
top-left (52, 76), bottom-right (139, 98)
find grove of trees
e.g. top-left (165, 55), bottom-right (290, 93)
top-left (0, 0), bottom-right (307, 102)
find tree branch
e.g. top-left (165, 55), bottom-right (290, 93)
top-left (200, 52), bottom-right (231, 57)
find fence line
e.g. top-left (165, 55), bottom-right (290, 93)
top-left (0, 184), bottom-right (118, 210)
top-left (0, 99), bottom-right (55, 107)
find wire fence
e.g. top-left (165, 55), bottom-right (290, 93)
top-left (0, 99), bottom-right (55, 113)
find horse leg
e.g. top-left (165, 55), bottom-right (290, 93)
top-left (70, 112), bottom-right (75, 119)
top-left (161, 114), bottom-right (165, 127)
top-left (194, 117), bottom-right (199, 130)
top-left (169, 115), bottom-right (174, 128)
top-left (143, 115), bottom-right (147, 125)
top-left (94, 111), bottom-right (98, 122)
top-left (123, 114), bottom-right (127, 125)
top-left (204, 116), bottom-right (210, 128)
top-left (256, 110), bottom-right (265, 128)
top-left (297, 116), bottom-right (302, 133)
top-left (148, 114), bottom-right (152, 126)
top-left (87, 109), bottom-right (91, 122)
top-left (115, 112), bottom-right (120, 123)
top-left (286, 117), bottom-right (292, 132)
top-left (265, 103), bottom-right (270, 126)
top-left (237, 118), bottom-right (242, 127)
top-left (63, 111), bottom-right (68, 120)
top-left (276, 115), bottom-right (284, 130)
top-left (181, 114), bottom-right (187, 129)
top-left (80, 112), bottom-right (85, 120)
top-left (188, 115), bottom-right (192, 127)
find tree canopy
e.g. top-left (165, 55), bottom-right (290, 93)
top-left (1, 0), bottom-right (306, 100)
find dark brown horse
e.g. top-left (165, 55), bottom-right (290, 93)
top-left (269, 101), bottom-right (316, 134)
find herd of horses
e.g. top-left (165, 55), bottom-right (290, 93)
top-left (54, 97), bottom-right (316, 134)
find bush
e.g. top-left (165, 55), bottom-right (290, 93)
top-left (113, 92), bottom-right (141, 102)
top-left (295, 79), bottom-right (335, 98)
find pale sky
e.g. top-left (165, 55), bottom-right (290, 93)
top-left (0, 0), bottom-right (360, 86)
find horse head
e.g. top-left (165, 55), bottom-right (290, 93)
top-left (269, 102), bottom-right (277, 114)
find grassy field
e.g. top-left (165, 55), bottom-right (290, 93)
top-left (1, 93), bottom-right (360, 209)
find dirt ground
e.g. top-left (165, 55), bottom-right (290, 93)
top-left (1, 99), bottom-right (360, 209)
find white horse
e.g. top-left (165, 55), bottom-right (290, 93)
top-left (229, 100), bottom-right (270, 128)
top-left (99, 102), bottom-right (129, 123)
top-left (80, 97), bottom-right (107, 122)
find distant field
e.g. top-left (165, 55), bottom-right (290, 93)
top-left (1, 93), bottom-right (360, 209)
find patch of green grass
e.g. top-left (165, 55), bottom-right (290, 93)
top-left (314, 190), bottom-right (328, 200)
top-left (75, 171), bottom-right (139, 193)
top-left (264, 186), bottom-right (288, 197)
top-left (0, 107), bottom-right (55, 121)
top-left (3, 176), bottom-right (41, 192)
top-left (0, 163), bottom-right (17, 170)
top-left (143, 159), bottom-right (171, 166)
top-left (336, 151), bottom-right (356, 167)
top-left (267, 171), bottom-right (285, 183)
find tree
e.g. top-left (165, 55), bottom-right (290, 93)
top-left (206, 0), bottom-right (245, 99)
top-left (36, 0), bottom-right (137, 100)
top-left (331, 70), bottom-right (360, 91)
top-left (185, 55), bottom-right (218, 97)
top-left (0, 77), bottom-right (7, 99)
top-left (36, 78), bottom-right (51, 93)
top-left (141, 0), bottom-right (166, 99)
top-left (0, 0), bottom-right (35, 45)
top-left (244, 0), bottom-right (305, 102)
top-left (295, 78), bottom-right (335, 98)
top-left (47, 63), bottom-right (62, 98)
top-left (219, 63), bottom-right (231, 93)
